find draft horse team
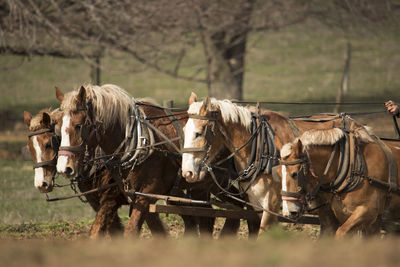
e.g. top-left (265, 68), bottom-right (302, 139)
top-left (24, 84), bottom-right (400, 239)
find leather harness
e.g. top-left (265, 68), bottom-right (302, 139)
top-left (182, 110), bottom-right (279, 195)
top-left (280, 121), bottom-right (400, 213)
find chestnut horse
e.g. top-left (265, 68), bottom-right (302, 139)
top-left (55, 84), bottom-right (246, 237)
top-left (181, 94), bottom-right (358, 234)
top-left (279, 126), bottom-right (400, 238)
top-left (24, 109), bottom-right (125, 237)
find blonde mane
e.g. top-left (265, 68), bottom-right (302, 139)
top-left (281, 125), bottom-right (375, 159)
top-left (188, 98), bottom-right (252, 129)
top-left (61, 84), bottom-right (133, 130)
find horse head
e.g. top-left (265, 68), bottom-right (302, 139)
top-left (24, 109), bottom-right (61, 193)
top-left (279, 139), bottom-right (310, 219)
top-left (182, 93), bottom-right (226, 183)
top-left (56, 86), bottom-right (98, 179)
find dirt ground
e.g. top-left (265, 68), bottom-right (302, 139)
top-left (1, 233), bottom-right (400, 267)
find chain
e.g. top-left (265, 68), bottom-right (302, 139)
top-left (69, 180), bottom-right (88, 203)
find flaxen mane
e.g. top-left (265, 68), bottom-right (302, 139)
top-left (61, 84), bottom-right (133, 130)
top-left (281, 126), bottom-right (375, 159)
top-left (188, 98), bottom-right (252, 129)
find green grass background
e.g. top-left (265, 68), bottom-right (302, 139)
top-left (0, 21), bottom-right (399, 226)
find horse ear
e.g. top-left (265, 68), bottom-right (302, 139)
top-left (200, 96), bottom-right (211, 116)
top-left (24, 111), bottom-right (32, 127)
top-left (188, 92), bottom-right (197, 105)
top-left (55, 87), bottom-right (64, 103)
top-left (295, 139), bottom-right (303, 156)
top-left (41, 112), bottom-right (51, 127)
top-left (77, 86), bottom-right (86, 104)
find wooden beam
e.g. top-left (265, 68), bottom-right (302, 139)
top-left (149, 204), bottom-right (320, 225)
top-left (150, 204), bottom-right (260, 220)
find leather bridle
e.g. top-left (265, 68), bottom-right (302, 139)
top-left (279, 156), bottom-right (310, 205)
top-left (279, 142), bottom-right (339, 213)
top-left (28, 127), bottom-right (59, 169)
top-left (58, 102), bottom-right (100, 163)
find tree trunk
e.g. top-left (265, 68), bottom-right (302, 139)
top-left (202, 0), bottom-right (254, 101)
top-left (204, 33), bottom-right (246, 100)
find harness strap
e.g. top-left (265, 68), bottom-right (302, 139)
top-left (310, 142), bottom-right (338, 199)
top-left (329, 132), bottom-right (350, 190)
top-left (59, 144), bottom-right (85, 154)
top-left (33, 155), bottom-right (57, 169)
top-left (286, 118), bottom-right (302, 138)
top-left (181, 147), bottom-right (208, 153)
top-left (392, 115), bottom-right (400, 139)
top-left (141, 119), bottom-right (181, 154)
top-left (28, 128), bottom-right (52, 137)
top-left (165, 109), bottom-right (184, 150)
top-left (375, 137), bottom-right (398, 191)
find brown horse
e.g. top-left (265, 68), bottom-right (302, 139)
top-left (24, 109), bottom-right (61, 193)
top-left (181, 94), bottom-right (357, 234)
top-left (279, 126), bottom-right (400, 238)
top-left (24, 109), bottom-right (125, 237)
top-left (55, 84), bottom-right (246, 237)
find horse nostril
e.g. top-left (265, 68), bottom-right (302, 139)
top-left (184, 171), bottom-right (193, 179)
top-left (289, 211), bottom-right (299, 218)
top-left (65, 167), bottom-right (73, 175)
top-left (42, 182), bottom-right (48, 188)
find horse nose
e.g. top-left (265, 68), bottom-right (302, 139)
top-left (42, 181), bottom-right (48, 188)
top-left (65, 167), bottom-right (74, 176)
top-left (183, 171), bottom-right (193, 180)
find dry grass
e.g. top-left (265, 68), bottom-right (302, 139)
top-left (0, 235), bottom-right (400, 267)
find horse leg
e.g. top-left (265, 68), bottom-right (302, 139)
top-left (189, 188), bottom-right (215, 238)
top-left (145, 213), bottom-right (167, 237)
top-left (259, 182), bottom-right (281, 234)
top-left (124, 197), bottom-right (151, 237)
top-left (247, 218), bottom-right (261, 239)
top-left (219, 218), bottom-right (240, 237)
top-left (108, 211), bottom-right (125, 235)
top-left (335, 205), bottom-right (376, 239)
top-left (318, 204), bottom-right (339, 237)
top-left (169, 186), bottom-right (199, 236)
top-left (90, 187), bottom-right (122, 238)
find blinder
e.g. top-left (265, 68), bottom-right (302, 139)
top-left (50, 135), bottom-right (60, 151)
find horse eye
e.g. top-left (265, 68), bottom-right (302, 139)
top-left (75, 125), bottom-right (82, 131)
top-left (291, 172), bottom-right (298, 179)
top-left (195, 132), bottom-right (202, 139)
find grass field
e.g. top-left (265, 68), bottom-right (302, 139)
top-left (0, 21), bottom-right (399, 119)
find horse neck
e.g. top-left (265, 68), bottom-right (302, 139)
top-left (266, 113), bottom-right (296, 150)
top-left (307, 144), bottom-right (340, 184)
top-left (219, 119), bottom-right (252, 171)
top-left (98, 121), bottom-right (125, 154)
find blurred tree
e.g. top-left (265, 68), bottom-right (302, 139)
top-left (0, 0), bottom-right (399, 100)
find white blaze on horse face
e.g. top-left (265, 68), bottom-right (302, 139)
top-left (281, 164), bottom-right (301, 216)
top-left (57, 114), bottom-right (71, 173)
top-left (182, 118), bottom-right (200, 179)
top-left (32, 136), bottom-right (45, 189)
top-left (281, 165), bottom-right (290, 217)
